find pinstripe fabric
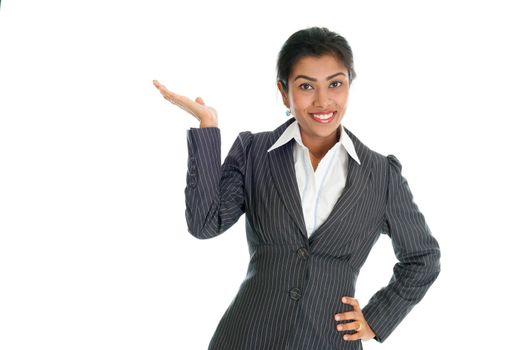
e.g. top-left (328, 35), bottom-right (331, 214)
top-left (184, 116), bottom-right (441, 349)
top-left (267, 120), bottom-right (361, 238)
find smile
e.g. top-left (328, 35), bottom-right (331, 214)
top-left (309, 111), bottom-right (336, 124)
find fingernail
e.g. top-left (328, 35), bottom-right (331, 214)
top-left (335, 315), bottom-right (340, 321)
top-left (342, 297), bottom-right (348, 302)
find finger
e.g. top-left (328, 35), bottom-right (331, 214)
top-left (159, 88), bottom-right (197, 111)
top-left (334, 310), bottom-right (358, 321)
top-left (336, 320), bottom-right (361, 332)
top-left (342, 332), bottom-right (360, 342)
top-left (152, 81), bottom-right (208, 121)
top-left (195, 96), bottom-right (205, 105)
top-left (157, 85), bottom-right (178, 101)
top-left (341, 296), bottom-right (361, 311)
top-left (152, 81), bottom-right (177, 100)
top-left (153, 80), bottom-right (173, 95)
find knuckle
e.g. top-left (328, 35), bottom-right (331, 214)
top-left (342, 311), bottom-right (356, 320)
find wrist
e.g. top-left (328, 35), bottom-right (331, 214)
top-left (200, 123), bottom-right (218, 128)
top-left (199, 117), bottom-right (218, 128)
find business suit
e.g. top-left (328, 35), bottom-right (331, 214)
top-left (184, 116), bottom-right (441, 349)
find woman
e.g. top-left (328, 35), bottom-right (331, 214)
top-left (153, 27), bottom-right (441, 350)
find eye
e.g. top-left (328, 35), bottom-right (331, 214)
top-left (299, 83), bottom-right (313, 90)
top-left (298, 81), bottom-right (343, 90)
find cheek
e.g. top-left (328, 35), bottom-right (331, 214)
top-left (334, 90), bottom-right (349, 106)
top-left (292, 92), bottom-right (313, 109)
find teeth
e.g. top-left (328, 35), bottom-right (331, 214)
top-left (312, 112), bottom-right (334, 120)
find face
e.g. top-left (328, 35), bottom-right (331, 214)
top-left (277, 54), bottom-right (350, 149)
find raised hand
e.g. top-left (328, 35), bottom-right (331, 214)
top-left (152, 79), bottom-right (218, 128)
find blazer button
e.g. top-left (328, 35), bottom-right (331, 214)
top-left (288, 287), bottom-right (302, 301)
top-left (296, 247), bottom-right (309, 260)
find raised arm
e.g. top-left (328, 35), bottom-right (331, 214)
top-left (184, 128), bottom-right (250, 238)
top-left (152, 79), bottom-right (250, 239)
top-left (361, 154), bottom-right (441, 343)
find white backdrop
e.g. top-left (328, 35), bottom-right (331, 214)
top-left (1, 0), bottom-right (523, 349)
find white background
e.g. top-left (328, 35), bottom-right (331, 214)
top-left (1, 0), bottom-right (523, 349)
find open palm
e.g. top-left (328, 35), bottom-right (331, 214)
top-left (152, 79), bottom-right (218, 128)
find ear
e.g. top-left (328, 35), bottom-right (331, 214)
top-left (277, 80), bottom-right (290, 109)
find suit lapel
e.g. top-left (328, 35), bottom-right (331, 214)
top-left (307, 132), bottom-right (372, 243)
top-left (267, 118), bottom-right (373, 243)
top-left (267, 118), bottom-right (308, 239)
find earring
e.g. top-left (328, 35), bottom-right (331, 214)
top-left (286, 108), bottom-right (291, 116)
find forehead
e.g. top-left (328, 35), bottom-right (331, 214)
top-left (290, 54), bottom-right (346, 78)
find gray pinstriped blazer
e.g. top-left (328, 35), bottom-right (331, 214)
top-left (184, 116), bottom-right (441, 350)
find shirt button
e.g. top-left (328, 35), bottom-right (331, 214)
top-left (289, 287), bottom-right (302, 301)
top-left (296, 247), bottom-right (309, 260)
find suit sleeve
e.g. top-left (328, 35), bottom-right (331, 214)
top-left (184, 127), bottom-right (250, 239)
top-left (361, 154), bottom-right (441, 343)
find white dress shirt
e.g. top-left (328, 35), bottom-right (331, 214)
top-left (267, 120), bottom-right (361, 237)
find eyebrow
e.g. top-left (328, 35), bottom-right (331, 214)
top-left (293, 72), bottom-right (346, 82)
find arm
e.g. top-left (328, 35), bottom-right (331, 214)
top-left (184, 127), bottom-right (250, 239)
top-left (361, 154), bottom-right (441, 342)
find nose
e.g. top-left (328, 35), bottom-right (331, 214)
top-left (314, 87), bottom-right (330, 108)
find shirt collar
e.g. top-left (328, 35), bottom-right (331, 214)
top-left (267, 119), bottom-right (361, 165)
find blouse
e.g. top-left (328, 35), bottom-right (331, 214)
top-left (267, 119), bottom-right (361, 237)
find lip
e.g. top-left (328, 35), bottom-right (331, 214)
top-left (310, 110), bottom-right (336, 114)
top-left (309, 111), bottom-right (337, 124)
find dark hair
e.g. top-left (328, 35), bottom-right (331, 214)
top-left (276, 26), bottom-right (356, 93)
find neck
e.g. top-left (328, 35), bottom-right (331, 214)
top-left (302, 126), bottom-right (340, 159)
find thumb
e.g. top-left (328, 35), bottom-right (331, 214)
top-left (195, 96), bottom-right (205, 105)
